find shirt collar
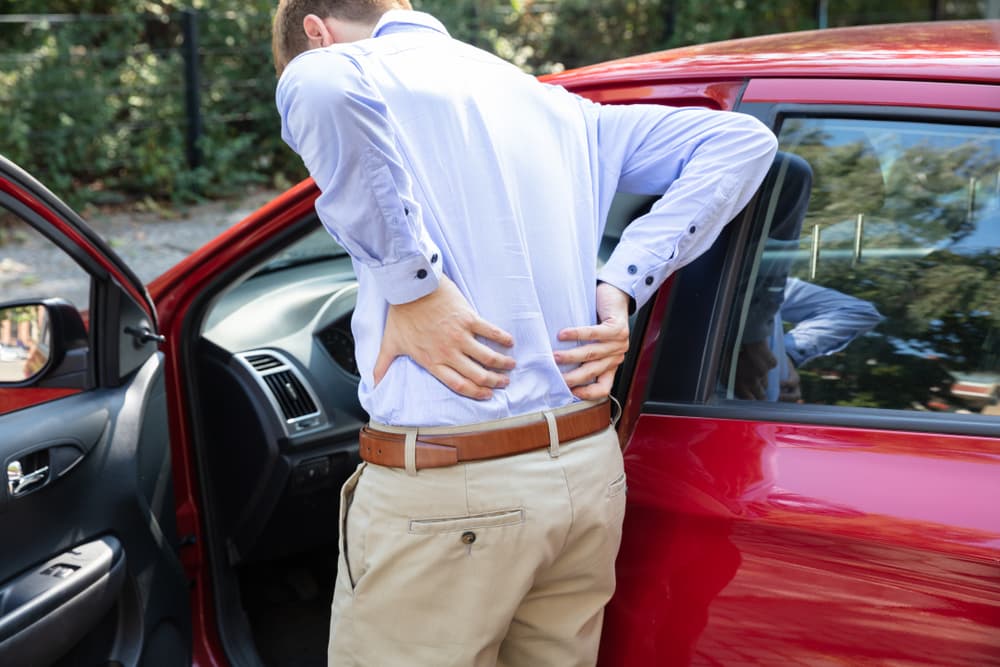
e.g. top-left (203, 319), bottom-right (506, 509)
top-left (372, 10), bottom-right (450, 38)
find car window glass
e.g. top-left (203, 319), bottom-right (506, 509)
top-left (0, 207), bottom-right (90, 383)
top-left (720, 118), bottom-right (1000, 413)
top-left (251, 225), bottom-right (347, 277)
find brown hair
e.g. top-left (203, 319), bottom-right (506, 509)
top-left (271, 0), bottom-right (399, 76)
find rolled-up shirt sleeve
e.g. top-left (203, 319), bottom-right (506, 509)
top-left (595, 104), bottom-right (778, 310)
top-left (276, 50), bottom-right (442, 304)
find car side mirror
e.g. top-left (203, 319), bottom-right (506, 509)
top-left (0, 299), bottom-right (89, 388)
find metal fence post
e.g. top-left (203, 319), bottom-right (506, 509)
top-left (181, 8), bottom-right (203, 169)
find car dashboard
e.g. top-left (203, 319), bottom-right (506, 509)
top-left (196, 254), bottom-right (365, 565)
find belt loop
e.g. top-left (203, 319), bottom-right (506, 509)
top-left (404, 430), bottom-right (418, 476)
top-left (544, 411), bottom-right (560, 458)
top-left (609, 396), bottom-right (622, 428)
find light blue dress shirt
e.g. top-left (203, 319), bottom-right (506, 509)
top-left (276, 10), bottom-right (777, 426)
top-left (766, 278), bottom-right (884, 401)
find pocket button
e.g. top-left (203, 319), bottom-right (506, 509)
top-left (461, 531), bottom-right (477, 545)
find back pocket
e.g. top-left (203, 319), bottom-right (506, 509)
top-left (409, 508), bottom-right (525, 535)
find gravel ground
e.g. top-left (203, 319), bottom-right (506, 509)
top-left (1, 188), bottom-right (282, 308)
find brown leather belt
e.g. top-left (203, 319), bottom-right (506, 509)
top-left (359, 401), bottom-right (611, 470)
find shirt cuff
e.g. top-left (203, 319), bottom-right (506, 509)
top-left (784, 333), bottom-right (814, 367)
top-left (370, 247), bottom-right (444, 305)
top-left (598, 240), bottom-right (674, 312)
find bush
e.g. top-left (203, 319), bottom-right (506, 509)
top-left (0, 0), bottom-right (989, 209)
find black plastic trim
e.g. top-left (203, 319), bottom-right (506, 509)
top-left (737, 102), bottom-right (1000, 132)
top-left (0, 536), bottom-right (125, 666)
top-left (642, 399), bottom-right (1000, 439)
top-left (645, 184), bottom-right (771, 404)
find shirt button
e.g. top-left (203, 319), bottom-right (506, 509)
top-left (416, 269), bottom-right (428, 279)
top-left (404, 207), bottom-right (410, 215)
top-left (461, 531), bottom-right (476, 545)
top-left (645, 276), bottom-right (654, 286)
top-left (430, 253), bottom-right (438, 264)
top-left (627, 265), bottom-right (638, 275)
top-left (689, 226), bottom-right (697, 234)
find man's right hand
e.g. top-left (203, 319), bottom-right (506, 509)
top-left (373, 275), bottom-right (516, 400)
top-left (555, 282), bottom-right (632, 400)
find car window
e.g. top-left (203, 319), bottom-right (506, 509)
top-left (1, 208), bottom-right (91, 386)
top-left (720, 117), bottom-right (1000, 413)
top-left (250, 225), bottom-right (347, 277)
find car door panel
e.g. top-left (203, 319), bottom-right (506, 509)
top-left (0, 158), bottom-right (190, 665)
top-left (0, 355), bottom-right (190, 665)
top-left (0, 536), bottom-right (125, 666)
top-left (601, 413), bottom-right (1000, 665)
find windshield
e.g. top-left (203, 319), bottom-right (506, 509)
top-left (252, 226), bottom-right (348, 276)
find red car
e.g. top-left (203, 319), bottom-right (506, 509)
top-left (1, 19), bottom-right (998, 667)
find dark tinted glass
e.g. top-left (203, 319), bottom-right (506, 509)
top-left (720, 118), bottom-right (1000, 414)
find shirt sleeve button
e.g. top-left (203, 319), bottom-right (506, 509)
top-left (416, 269), bottom-right (428, 279)
top-left (430, 253), bottom-right (439, 264)
top-left (627, 265), bottom-right (638, 275)
top-left (645, 276), bottom-right (654, 286)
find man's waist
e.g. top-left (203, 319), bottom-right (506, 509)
top-left (359, 360), bottom-right (581, 428)
top-left (361, 399), bottom-right (611, 470)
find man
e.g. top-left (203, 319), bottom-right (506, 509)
top-left (737, 277), bottom-right (884, 402)
top-left (272, 1), bottom-right (777, 664)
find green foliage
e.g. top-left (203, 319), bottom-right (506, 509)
top-left (0, 1), bottom-right (296, 207)
top-left (0, 0), bottom-right (991, 208)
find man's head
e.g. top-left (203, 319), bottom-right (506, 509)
top-left (272, 0), bottom-right (409, 77)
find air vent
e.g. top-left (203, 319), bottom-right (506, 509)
top-left (235, 349), bottom-right (327, 438)
top-left (245, 354), bottom-right (283, 371)
top-left (263, 371), bottom-right (318, 420)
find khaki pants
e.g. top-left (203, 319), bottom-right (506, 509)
top-left (329, 403), bottom-right (626, 666)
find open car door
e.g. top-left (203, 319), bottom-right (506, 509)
top-left (0, 157), bottom-right (190, 665)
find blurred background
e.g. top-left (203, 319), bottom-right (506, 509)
top-left (0, 0), bottom-right (995, 210)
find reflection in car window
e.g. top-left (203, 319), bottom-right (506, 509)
top-left (723, 118), bottom-right (1000, 414)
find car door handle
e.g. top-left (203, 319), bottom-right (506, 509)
top-left (6, 461), bottom-right (49, 497)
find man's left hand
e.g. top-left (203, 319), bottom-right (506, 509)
top-left (555, 282), bottom-right (631, 400)
top-left (374, 275), bottom-right (516, 400)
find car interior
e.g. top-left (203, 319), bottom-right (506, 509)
top-left (184, 193), bottom-right (660, 666)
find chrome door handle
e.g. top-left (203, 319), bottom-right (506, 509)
top-left (7, 460), bottom-right (50, 497)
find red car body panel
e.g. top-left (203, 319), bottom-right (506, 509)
top-left (543, 20), bottom-right (1000, 92)
top-left (743, 78), bottom-right (1000, 111)
top-left (575, 80), bottom-right (746, 109)
top-left (0, 387), bottom-right (78, 414)
top-left (599, 415), bottom-right (1000, 665)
